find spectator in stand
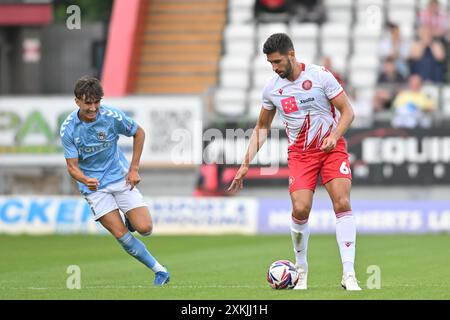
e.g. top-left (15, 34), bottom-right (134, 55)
top-left (391, 74), bottom-right (435, 128)
top-left (254, 0), bottom-right (291, 23)
top-left (292, 0), bottom-right (326, 24)
top-left (320, 55), bottom-right (345, 87)
top-left (419, 0), bottom-right (449, 40)
top-left (379, 22), bottom-right (410, 77)
top-left (409, 26), bottom-right (446, 83)
top-left (373, 57), bottom-right (406, 112)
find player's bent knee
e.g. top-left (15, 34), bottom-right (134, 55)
top-left (333, 198), bottom-right (351, 214)
top-left (112, 227), bottom-right (129, 239)
top-left (292, 203), bottom-right (311, 220)
top-left (137, 224), bottom-right (153, 236)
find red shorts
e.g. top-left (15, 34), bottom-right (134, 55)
top-left (288, 138), bottom-right (352, 193)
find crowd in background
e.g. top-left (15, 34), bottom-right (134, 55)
top-left (253, 0), bottom-right (450, 128)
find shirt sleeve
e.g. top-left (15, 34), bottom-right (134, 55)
top-left (60, 128), bottom-right (78, 159)
top-left (112, 108), bottom-right (138, 137)
top-left (261, 82), bottom-right (276, 110)
top-left (320, 67), bottom-right (344, 100)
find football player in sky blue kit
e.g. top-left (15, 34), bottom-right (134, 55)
top-left (60, 76), bottom-right (170, 286)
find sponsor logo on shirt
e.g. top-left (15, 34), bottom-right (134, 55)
top-left (299, 97), bottom-right (315, 104)
top-left (79, 142), bottom-right (113, 154)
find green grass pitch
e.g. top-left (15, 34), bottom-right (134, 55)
top-left (0, 234), bottom-right (449, 300)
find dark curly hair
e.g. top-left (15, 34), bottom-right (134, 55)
top-left (74, 76), bottom-right (104, 102)
top-left (263, 33), bottom-right (294, 55)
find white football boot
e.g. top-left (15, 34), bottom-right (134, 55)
top-left (341, 273), bottom-right (362, 291)
top-left (294, 265), bottom-right (308, 290)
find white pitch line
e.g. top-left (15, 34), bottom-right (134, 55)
top-left (4, 283), bottom-right (449, 291)
top-left (7, 284), bottom-right (264, 291)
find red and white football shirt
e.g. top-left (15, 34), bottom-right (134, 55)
top-left (262, 62), bottom-right (344, 153)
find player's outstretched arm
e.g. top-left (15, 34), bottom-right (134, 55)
top-left (126, 125), bottom-right (145, 190)
top-left (227, 107), bottom-right (276, 194)
top-left (65, 158), bottom-right (99, 191)
top-left (320, 91), bottom-right (355, 153)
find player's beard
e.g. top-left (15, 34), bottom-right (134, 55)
top-left (279, 60), bottom-right (293, 79)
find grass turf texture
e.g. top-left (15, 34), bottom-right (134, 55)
top-left (0, 234), bottom-right (449, 300)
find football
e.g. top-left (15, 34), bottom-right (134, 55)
top-left (266, 260), bottom-right (299, 289)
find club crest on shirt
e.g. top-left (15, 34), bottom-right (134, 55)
top-left (97, 131), bottom-right (106, 141)
top-left (302, 80), bottom-right (312, 90)
top-left (278, 88), bottom-right (283, 95)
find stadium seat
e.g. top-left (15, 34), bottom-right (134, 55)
top-left (229, 10), bottom-right (254, 23)
top-left (225, 40), bottom-right (256, 55)
top-left (228, 0), bottom-right (254, 23)
top-left (252, 69), bottom-right (274, 91)
top-left (352, 22), bottom-right (382, 54)
top-left (324, 0), bottom-right (353, 9)
top-left (290, 23), bottom-right (319, 57)
top-left (355, 0), bottom-right (385, 9)
top-left (328, 10), bottom-right (354, 24)
top-left (353, 40), bottom-right (381, 55)
top-left (296, 54), bottom-right (315, 65)
top-left (321, 23), bottom-right (351, 40)
top-left (323, 0), bottom-right (354, 23)
top-left (253, 54), bottom-right (271, 70)
top-left (349, 55), bottom-right (380, 72)
top-left (348, 70), bottom-right (377, 89)
top-left (220, 54), bottom-right (252, 73)
top-left (293, 42), bottom-right (318, 60)
top-left (353, 22), bottom-right (382, 39)
top-left (257, 23), bottom-right (289, 48)
top-left (387, 8), bottom-right (417, 25)
top-left (320, 23), bottom-right (351, 57)
top-left (388, 0), bottom-right (417, 9)
top-left (327, 55), bottom-right (347, 75)
top-left (214, 88), bottom-right (247, 117)
top-left (289, 22), bottom-right (319, 40)
top-left (348, 56), bottom-right (379, 89)
top-left (220, 70), bottom-right (250, 89)
top-left (224, 23), bottom-right (256, 42)
top-left (224, 24), bottom-right (256, 55)
top-left (321, 41), bottom-right (349, 59)
top-left (355, 6), bottom-right (385, 28)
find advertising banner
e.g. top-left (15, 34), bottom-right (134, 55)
top-left (1, 197), bottom-right (448, 235)
top-left (0, 196), bottom-right (258, 235)
top-left (347, 127), bottom-right (450, 184)
top-left (149, 197), bottom-right (258, 235)
top-left (258, 199), bottom-right (450, 234)
top-left (202, 125), bottom-right (450, 185)
top-left (0, 96), bottom-right (203, 166)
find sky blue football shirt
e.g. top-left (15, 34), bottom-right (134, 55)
top-left (60, 105), bottom-right (138, 194)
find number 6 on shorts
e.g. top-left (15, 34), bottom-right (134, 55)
top-left (340, 161), bottom-right (350, 175)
